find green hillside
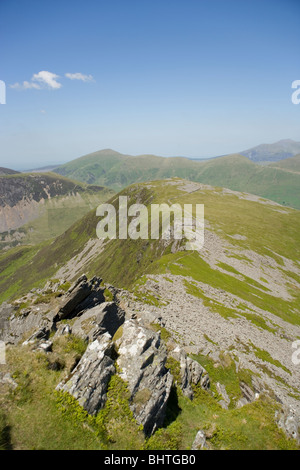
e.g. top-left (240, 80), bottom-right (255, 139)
top-left (269, 154), bottom-right (300, 173)
top-left (1, 178), bottom-right (299, 316)
top-left (53, 150), bottom-right (300, 210)
top-left (1, 178), bottom-right (300, 450)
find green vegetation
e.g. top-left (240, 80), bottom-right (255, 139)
top-left (1, 339), bottom-right (298, 450)
top-left (269, 154), bottom-right (300, 173)
top-left (153, 251), bottom-right (300, 326)
top-left (1, 179), bottom-right (299, 335)
top-left (249, 342), bottom-right (291, 375)
top-left (54, 150), bottom-right (300, 209)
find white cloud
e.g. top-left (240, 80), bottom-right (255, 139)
top-left (10, 81), bottom-right (41, 90)
top-left (10, 71), bottom-right (62, 90)
top-left (65, 72), bottom-right (94, 82)
top-left (10, 70), bottom-right (93, 91)
top-left (32, 71), bottom-right (62, 89)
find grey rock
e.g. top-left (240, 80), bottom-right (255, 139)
top-left (54, 323), bottom-right (72, 337)
top-left (91, 302), bottom-right (125, 339)
top-left (114, 319), bottom-right (173, 436)
top-left (168, 345), bottom-right (210, 399)
top-left (276, 407), bottom-right (300, 443)
top-left (37, 340), bottom-right (53, 352)
top-left (55, 277), bottom-right (93, 321)
top-left (0, 302), bottom-right (15, 339)
top-left (71, 302), bottom-right (125, 341)
top-left (0, 372), bottom-right (17, 389)
top-left (216, 382), bottom-right (230, 409)
top-left (236, 381), bottom-right (260, 408)
top-left (191, 430), bottom-right (208, 450)
top-left (56, 332), bottom-right (115, 415)
top-left (22, 327), bottom-right (49, 346)
top-left (55, 275), bottom-right (105, 321)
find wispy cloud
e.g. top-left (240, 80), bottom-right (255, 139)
top-left (10, 71), bottom-right (94, 90)
top-left (10, 71), bottom-right (62, 90)
top-left (32, 71), bottom-right (62, 89)
top-left (10, 80), bottom-right (41, 90)
top-left (65, 72), bottom-right (94, 82)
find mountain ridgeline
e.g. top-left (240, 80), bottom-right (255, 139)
top-left (0, 178), bottom-right (300, 450)
top-left (53, 149), bottom-right (300, 210)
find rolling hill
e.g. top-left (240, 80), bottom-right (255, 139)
top-left (53, 149), bottom-right (300, 210)
top-left (269, 154), bottom-right (300, 173)
top-left (0, 178), bottom-right (299, 450)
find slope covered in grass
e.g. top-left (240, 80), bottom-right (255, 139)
top-left (1, 178), bottom-right (300, 450)
top-left (269, 154), bottom-right (300, 173)
top-left (53, 150), bottom-right (300, 209)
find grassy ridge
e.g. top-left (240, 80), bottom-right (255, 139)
top-left (269, 154), bottom-right (300, 173)
top-left (1, 179), bottom-right (299, 328)
top-left (54, 150), bottom-right (300, 209)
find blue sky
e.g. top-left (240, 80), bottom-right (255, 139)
top-left (0, 0), bottom-right (299, 170)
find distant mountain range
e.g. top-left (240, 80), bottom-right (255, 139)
top-left (239, 139), bottom-right (300, 162)
top-left (52, 149), bottom-right (300, 210)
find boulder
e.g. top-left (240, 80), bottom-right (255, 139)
top-left (54, 275), bottom-right (93, 321)
top-left (114, 319), bottom-right (173, 436)
top-left (70, 302), bottom-right (125, 341)
top-left (56, 332), bottom-right (115, 415)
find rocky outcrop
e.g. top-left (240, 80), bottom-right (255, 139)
top-left (54, 275), bottom-right (103, 321)
top-left (56, 333), bottom-right (116, 414)
top-left (70, 302), bottom-right (125, 341)
top-left (56, 319), bottom-right (174, 436)
top-left (168, 344), bottom-right (210, 399)
top-left (191, 430), bottom-right (209, 450)
top-left (114, 320), bottom-right (173, 436)
top-left (276, 407), bottom-right (300, 443)
top-left (1, 274), bottom-right (212, 439)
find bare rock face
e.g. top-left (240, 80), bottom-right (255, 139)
top-left (56, 332), bottom-right (116, 415)
top-left (56, 319), bottom-right (174, 436)
top-left (70, 301), bottom-right (125, 341)
top-left (276, 407), bottom-right (300, 443)
top-left (55, 275), bottom-right (96, 321)
top-left (114, 319), bottom-right (173, 436)
top-left (168, 344), bottom-right (210, 399)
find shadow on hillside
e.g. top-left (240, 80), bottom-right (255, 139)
top-left (0, 424), bottom-right (13, 450)
top-left (163, 385), bottom-right (181, 427)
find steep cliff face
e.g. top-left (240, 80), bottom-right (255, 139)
top-left (0, 172), bottom-right (114, 242)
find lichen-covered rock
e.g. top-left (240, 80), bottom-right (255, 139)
top-left (114, 319), bottom-right (173, 436)
top-left (56, 332), bottom-right (115, 415)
